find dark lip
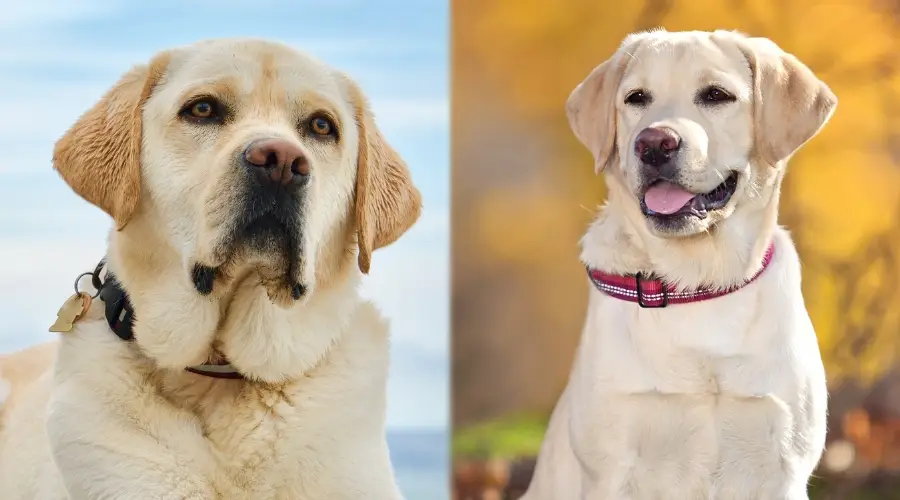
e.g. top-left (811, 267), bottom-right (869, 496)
top-left (238, 212), bottom-right (297, 249)
top-left (640, 172), bottom-right (739, 220)
top-left (243, 212), bottom-right (287, 234)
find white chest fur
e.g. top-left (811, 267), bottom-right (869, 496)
top-left (566, 239), bottom-right (827, 499)
top-left (36, 300), bottom-right (400, 500)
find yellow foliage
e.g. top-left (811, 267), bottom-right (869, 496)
top-left (476, 188), bottom-right (588, 266)
top-left (454, 0), bottom-right (900, 403)
top-left (791, 149), bottom-right (900, 256)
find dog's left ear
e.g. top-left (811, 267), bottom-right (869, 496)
top-left (735, 35), bottom-right (837, 166)
top-left (347, 81), bottom-right (422, 274)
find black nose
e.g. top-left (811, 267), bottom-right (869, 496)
top-left (634, 127), bottom-right (681, 168)
top-left (243, 138), bottom-right (310, 188)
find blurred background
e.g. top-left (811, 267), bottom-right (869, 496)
top-left (452, 0), bottom-right (900, 498)
top-left (0, 1), bottom-right (448, 498)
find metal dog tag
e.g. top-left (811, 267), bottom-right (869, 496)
top-left (49, 292), bottom-right (92, 333)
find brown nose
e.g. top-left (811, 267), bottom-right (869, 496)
top-left (634, 127), bottom-right (681, 168)
top-left (243, 138), bottom-right (310, 188)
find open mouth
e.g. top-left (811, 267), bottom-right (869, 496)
top-left (640, 172), bottom-right (738, 219)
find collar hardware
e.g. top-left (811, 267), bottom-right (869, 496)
top-left (635, 272), bottom-right (668, 308)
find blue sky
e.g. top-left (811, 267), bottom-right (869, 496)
top-left (0, 0), bottom-right (448, 430)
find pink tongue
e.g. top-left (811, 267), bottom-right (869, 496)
top-left (643, 181), bottom-right (697, 214)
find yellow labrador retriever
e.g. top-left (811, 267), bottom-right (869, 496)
top-left (524, 30), bottom-right (835, 499)
top-left (0, 38), bottom-right (421, 499)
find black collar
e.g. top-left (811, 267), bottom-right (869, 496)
top-left (98, 271), bottom-right (136, 342)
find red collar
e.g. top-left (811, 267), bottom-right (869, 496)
top-left (586, 243), bottom-right (776, 308)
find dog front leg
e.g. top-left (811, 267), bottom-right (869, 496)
top-left (46, 392), bottom-right (221, 500)
top-left (47, 432), bottom-right (220, 500)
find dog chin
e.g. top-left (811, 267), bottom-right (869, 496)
top-left (643, 212), bottom-right (718, 237)
top-left (191, 217), bottom-right (308, 305)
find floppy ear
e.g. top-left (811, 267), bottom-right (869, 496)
top-left (348, 82), bottom-right (422, 274)
top-left (738, 36), bottom-right (837, 165)
top-left (52, 53), bottom-right (170, 230)
top-left (566, 50), bottom-right (630, 174)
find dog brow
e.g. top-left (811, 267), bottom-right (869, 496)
top-left (178, 78), bottom-right (239, 105)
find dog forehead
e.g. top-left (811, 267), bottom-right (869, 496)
top-left (620, 32), bottom-right (752, 94)
top-left (161, 38), bottom-right (347, 104)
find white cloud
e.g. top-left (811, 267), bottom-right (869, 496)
top-left (0, 236), bottom-right (108, 352)
top-left (167, 0), bottom-right (366, 10)
top-left (0, 46), bottom-right (148, 73)
top-left (386, 353), bottom-right (448, 428)
top-left (360, 208), bottom-right (449, 355)
top-left (0, 0), bottom-right (121, 28)
top-left (0, 82), bottom-right (107, 142)
top-left (0, 38), bottom-right (440, 73)
top-left (372, 99), bottom-right (449, 136)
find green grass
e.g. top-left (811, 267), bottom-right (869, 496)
top-left (453, 414), bottom-right (900, 499)
top-left (808, 476), bottom-right (900, 500)
top-left (453, 412), bottom-right (549, 460)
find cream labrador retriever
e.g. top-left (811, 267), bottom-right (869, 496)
top-left (523, 30), bottom-right (835, 500)
top-left (0, 38), bottom-right (421, 499)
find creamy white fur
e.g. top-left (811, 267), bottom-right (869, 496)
top-left (0, 39), bottom-right (415, 499)
top-left (523, 30), bottom-right (835, 500)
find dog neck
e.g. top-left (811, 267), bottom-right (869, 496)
top-left (95, 270), bottom-right (245, 379)
top-left (103, 222), bottom-right (362, 384)
top-left (581, 180), bottom-right (781, 291)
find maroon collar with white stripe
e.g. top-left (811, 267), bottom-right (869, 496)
top-left (586, 243), bottom-right (776, 308)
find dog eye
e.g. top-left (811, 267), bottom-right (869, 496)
top-left (698, 86), bottom-right (736, 105)
top-left (624, 89), bottom-right (651, 106)
top-left (179, 98), bottom-right (224, 124)
top-left (308, 115), bottom-right (336, 137)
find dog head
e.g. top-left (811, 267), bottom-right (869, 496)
top-left (51, 39), bottom-right (422, 381)
top-left (567, 29), bottom-right (836, 238)
top-left (54, 38), bottom-right (421, 304)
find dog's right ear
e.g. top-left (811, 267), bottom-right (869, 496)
top-left (566, 50), bottom-right (630, 174)
top-left (736, 36), bottom-right (837, 166)
top-left (53, 53), bottom-right (170, 230)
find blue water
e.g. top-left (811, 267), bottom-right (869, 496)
top-left (388, 429), bottom-right (448, 500)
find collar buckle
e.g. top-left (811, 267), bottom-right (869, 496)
top-left (635, 272), bottom-right (668, 308)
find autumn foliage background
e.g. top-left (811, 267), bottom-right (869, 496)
top-left (452, 0), bottom-right (900, 498)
